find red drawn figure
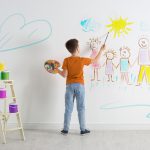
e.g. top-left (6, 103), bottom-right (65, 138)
top-left (88, 38), bottom-right (101, 81)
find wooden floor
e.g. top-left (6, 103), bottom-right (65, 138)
top-left (1, 129), bottom-right (150, 150)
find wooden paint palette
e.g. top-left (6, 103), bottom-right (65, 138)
top-left (44, 60), bottom-right (60, 74)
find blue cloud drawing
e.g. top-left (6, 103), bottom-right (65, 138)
top-left (80, 18), bottom-right (101, 32)
top-left (0, 13), bottom-right (52, 52)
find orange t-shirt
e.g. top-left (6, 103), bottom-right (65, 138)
top-left (62, 56), bottom-right (92, 84)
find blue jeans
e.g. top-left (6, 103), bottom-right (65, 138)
top-left (63, 83), bottom-right (86, 131)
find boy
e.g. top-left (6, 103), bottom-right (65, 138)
top-left (57, 39), bottom-right (105, 135)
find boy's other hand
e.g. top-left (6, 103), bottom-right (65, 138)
top-left (57, 68), bottom-right (68, 78)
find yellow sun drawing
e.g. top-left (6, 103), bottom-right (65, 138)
top-left (106, 17), bottom-right (133, 38)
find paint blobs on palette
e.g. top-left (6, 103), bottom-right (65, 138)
top-left (45, 63), bottom-right (54, 71)
top-left (80, 18), bottom-right (101, 32)
top-left (44, 60), bottom-right (60, 74)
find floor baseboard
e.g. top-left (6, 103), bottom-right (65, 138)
top-left (14, 123), bottom-right (150, 130)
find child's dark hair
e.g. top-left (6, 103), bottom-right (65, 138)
top-left (65, 39), bottom-right (78, 54)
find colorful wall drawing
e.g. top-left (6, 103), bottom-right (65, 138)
top-left (83, 15), bottom-right (150, 119)
top-left (86, 17), bottom-right (137, 85)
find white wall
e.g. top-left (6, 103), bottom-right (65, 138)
top-left (0, 0), bottom-right (150, 129)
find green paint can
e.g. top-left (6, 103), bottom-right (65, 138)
top-left (0, 72), bottom-right (1, 80)
top-left (1, 71), bottom-right (9, 80)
